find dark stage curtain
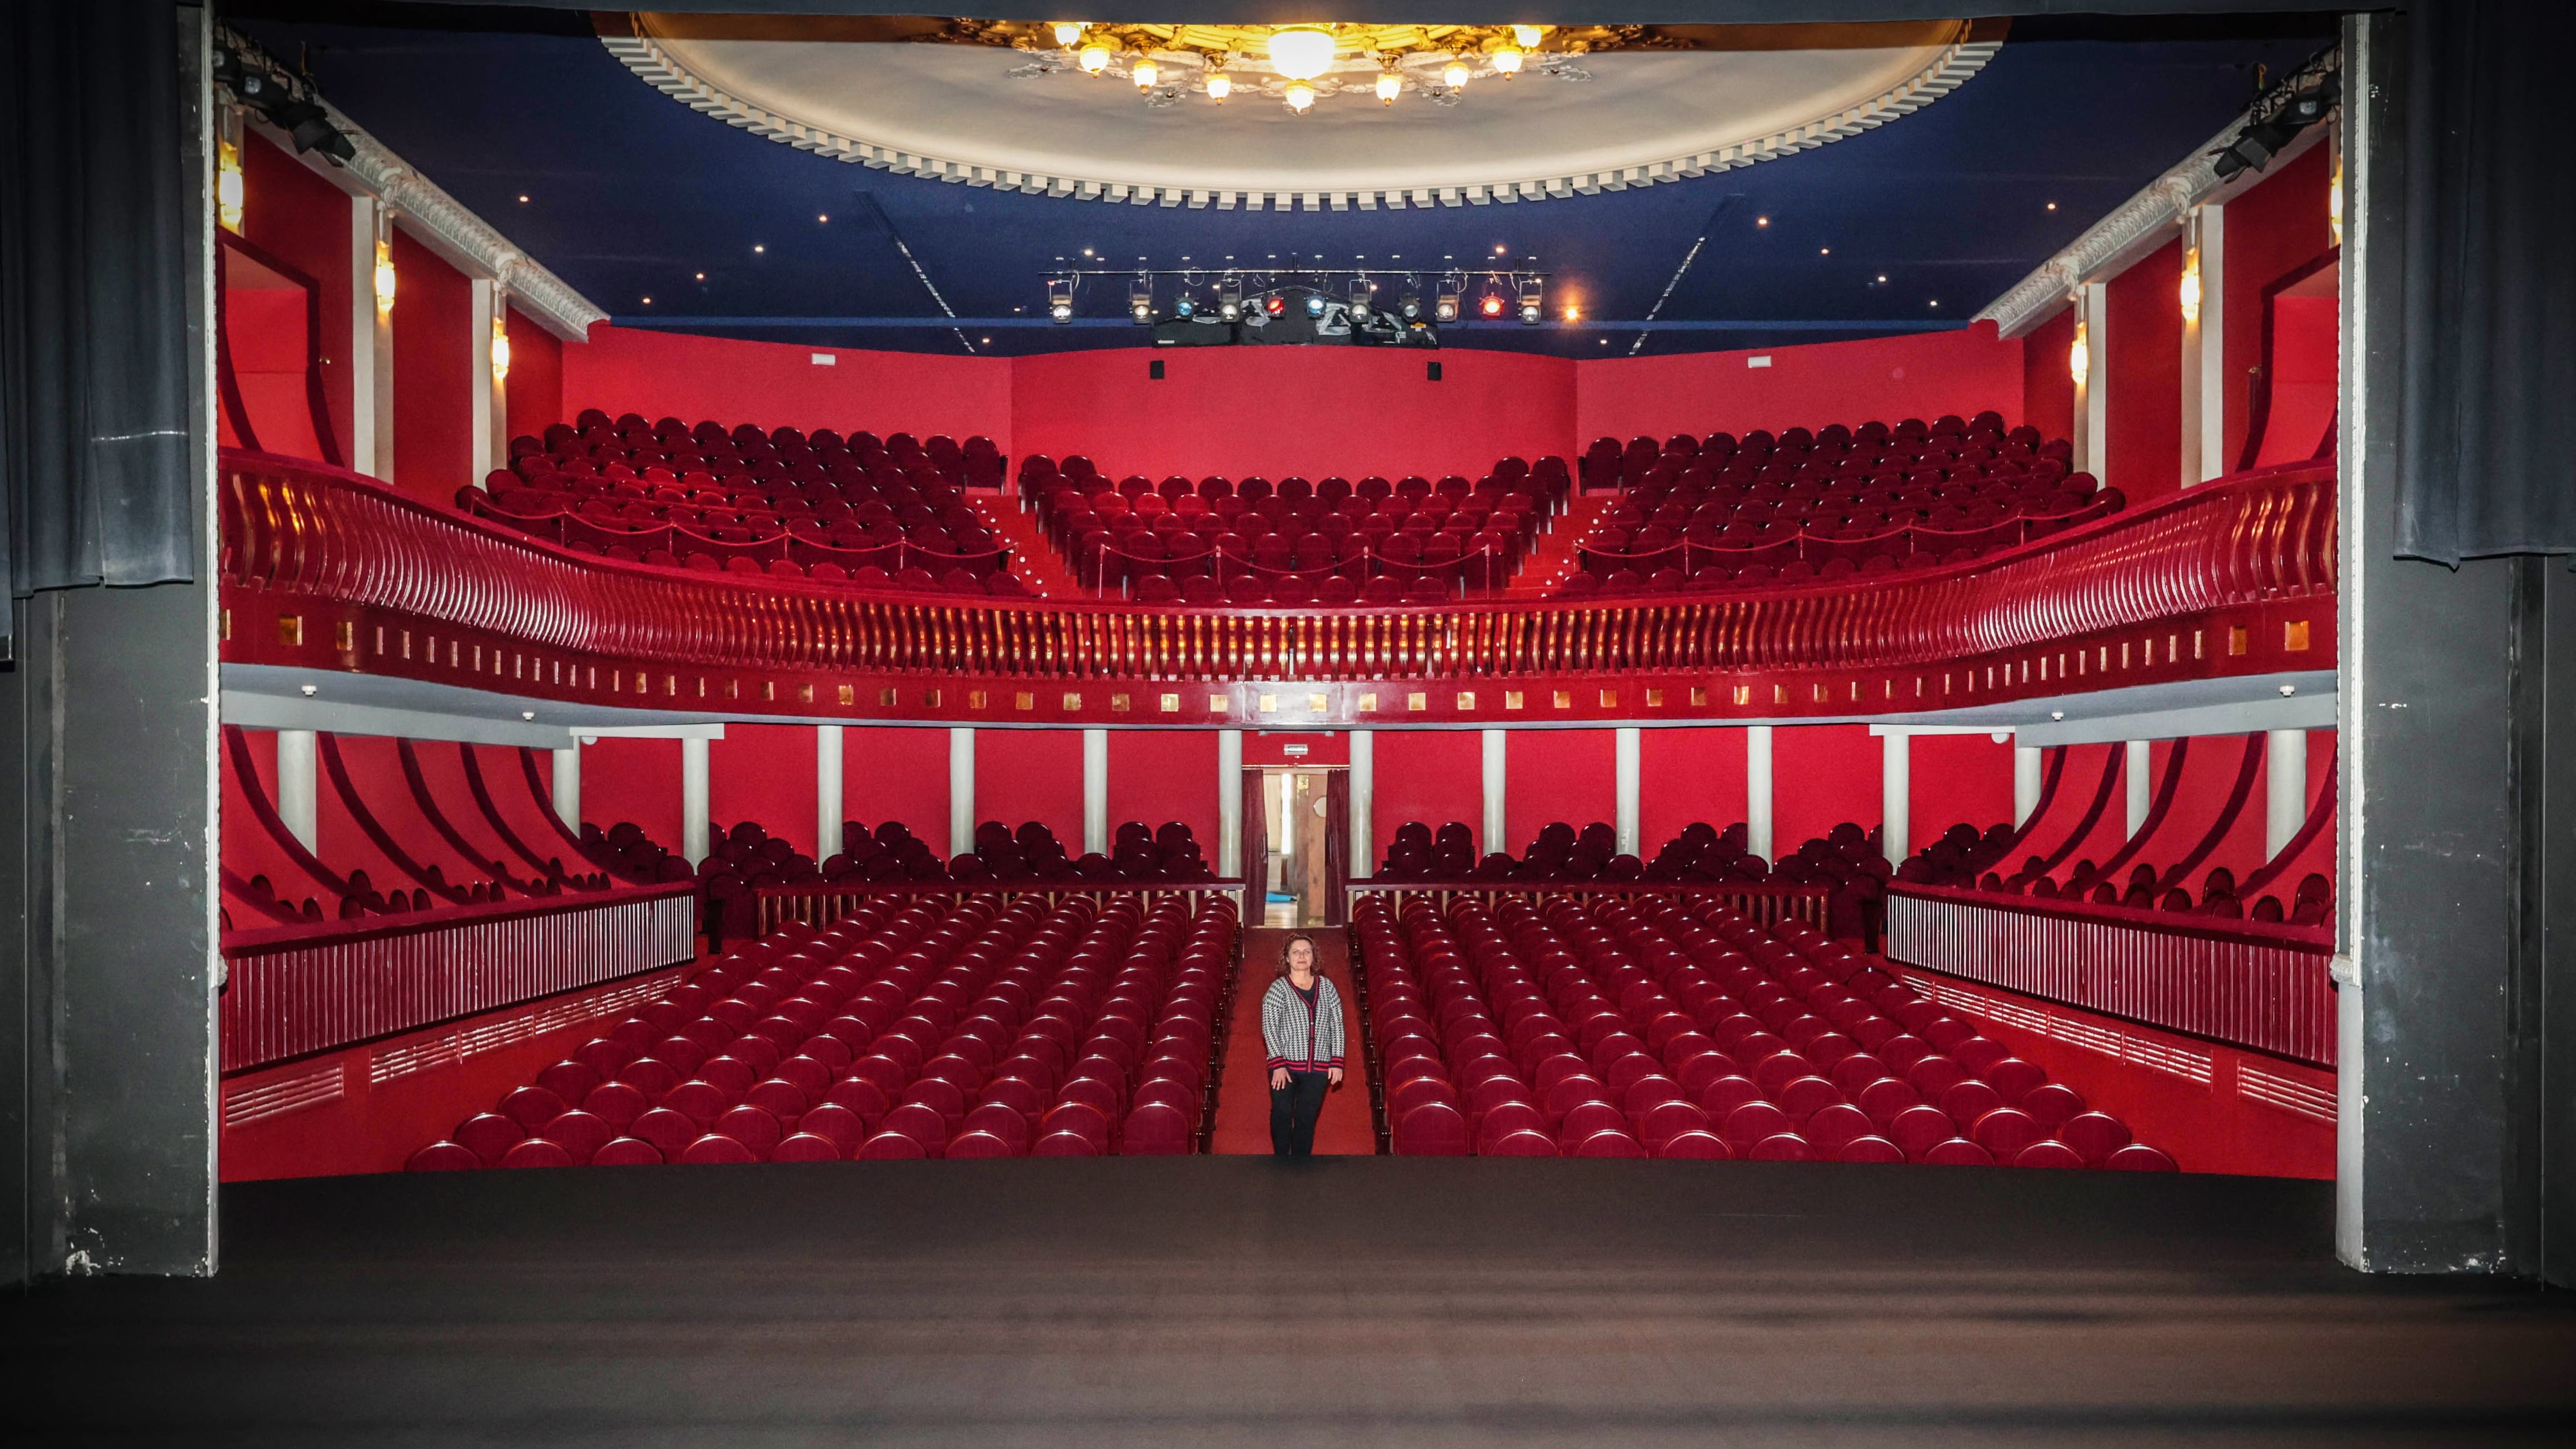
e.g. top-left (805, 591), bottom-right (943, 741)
top-left (0, 0), bottom-right (198, 646)
top-left (2393, 0), bottom-right (2576, 564)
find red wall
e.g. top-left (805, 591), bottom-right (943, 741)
top-left (1773, 724), bottom-right (1879, 856)
top-left (239, 131), bottom-right (352, 462)
top-left (390, 227), bottom-right (473, 502)
top-left (1371, 730), bottom-right (1483, 858)
top-left (1640, 726), bottom-right (1746, 850)
top-left (2256, 289), bottom-right (2338, 466)
top-left (973, 729), bottom-right (1083, 845)
top-left (710, 723), bottom-right (816, 857)
top-left (504, 303), bottom-right (563, 450)
top-left (2105, 238), bottom-right (2184, 501)
top-left (2022, 306), bottom-right (2077, 447)
top-left (2014, 743), bottom-right (2128, 879)
top-left (1576, 325), bottom-right (2024, 448)
top-left (562, 326), bottom-right (1012, 450)
top-left (843, 726), bottom-right (951, 842)
top-left (1013, 344), bottom-right (1577, 482)
top-left (581, 736), bottom-right (680, 846)
top-left (1910, 732), bottom-right (2014, 847)
top-left (1506, 729), bottom-right (1616, 851)
top-left (2221, 142), bottom-right (2335, 470)
top-left (1108, 731), bottom-right (1220, 849)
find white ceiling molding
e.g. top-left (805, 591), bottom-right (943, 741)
top-left (600, 22), bottom-right (2000, 212)
top-left (1976, 96), bottom-right (2332, 339)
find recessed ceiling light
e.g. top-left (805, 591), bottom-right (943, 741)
top-left (1929, 300), bottom-right (1941, 307)
top-left (2046, 202), bottom-right (2058, 211)
top-left (1877, 275), bottom-right (1889, 283)
top-left (517, 193), bottom-right (530, 203)
top-left (695, 272), bottom-right (706, 281)
top-left (753, 244), bottom-right (765, 253)
top-left (1820, 247), bottom-right (1831, 255)
top-left (1756, 216), bottom-right (1770, 226)
top-left (818, 213), bottom-right (829, 223)
top-left (641, 296), bottom-right (652, 304)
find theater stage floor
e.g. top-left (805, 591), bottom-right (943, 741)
top-left (7, 1159), bottom-right (2571, 1445)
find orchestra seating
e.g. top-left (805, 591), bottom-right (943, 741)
top-left (1358, 892), bottom-right (2173, 1169)
top-left (1017, 451), bottom-right (1570, 603)
top-left (406, 889), bottom-right (1236, 1168)
top-left (466, 410), bottom-right (1029, 595)
top-left (1556, 413), bottom-right (2120, 596)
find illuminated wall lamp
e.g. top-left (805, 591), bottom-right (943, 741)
top-left (2067, 318), bottom-right (2091, 387)
top-left (372, 238), bottom-right (396, 314)
top-left (2178, 247), bottom-right (2202, 325)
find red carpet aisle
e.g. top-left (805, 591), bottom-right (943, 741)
top-left (1210, 927), bottom-right (1377, 1154)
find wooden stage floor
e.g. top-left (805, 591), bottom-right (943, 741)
top-left (6, 1158), bottom-right (2572, 1445)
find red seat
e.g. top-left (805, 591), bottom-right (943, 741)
top-left (590, 1136), bottom-right (663, 1166)
top-left (1632, 1098), bottom-right (1708, 1149)
top-left (2059, 1112), bottom-right (2134, 1165)
top-left (581, 1080), bottom-right (649, 1131)
top-left (1969, 1106), bottom-right (2043, 1158)
top-left (944, 1129), bottom-right (1018, 1158)
top-left (1979, 1056), bottom-right (2047, 1101)
top-left (500, 1138), bottom-right (575, 1169)
top-left (1774, 1075), bottom-right (1841, 1122)
top-left (535, 1060), bottom-right (602, 1104)
top-left (1720, 1100), bottom-right (1789, 1149)
top-left (771, 1132), bottom-right (844, 1162)
top-left (1802, 1102), bottom-right (1873, 1155)
top-left (2019, 1082), bottom-right (2085, 1129)
top-left (1697, 1073), bottom-right (1761, 1118)
top-left (1950, 1035), bottom-right (2011, 1075)
top-left (1479, 1127), bottom-right (1557, 1156)
top-left (541, 1109), bottom-right (614, 1164)
top-left (681, 1133), bottom-right (759, 1164)
top-left (1937, 1079), bottom-right (2005, 1128)
top-left (1653, 1129), bottom-right (1730, 1159)
top-left (1886, 1103), bottom-right (1954, 1161)
top-left (452, 1112), bottom-right (525, 1166)
top-left (1567, 1129), bottom-right (1646, 1158)
top-left (716, 1104), bottom-right (784, 1158)
top-left (2104, 1143), bottom-right (2178, 1171)
top-left (661, 1079), bottom-right (732, 1129)
top-left (1122, 1101), bottom-right (1194, 1154)
top-left (1747, 1132), bottom-right (1815, 1162)
top-left (1921, 1137), bottom-right (1995, 1166)
top-left (2012, 1140), bottom-right (2087, 1169)
top-left (1835, 1134), bottom-right (1905, 1164)
top-left (1905, 1054), bottom-right (1969, 1098)
top-left (1031, 1129), bottom-right (1099, 1156)
top-left (405, 1142), bottom-right (480, 1172)
top-left (858, 1130), bottom-right (928, 1159)
top-left (628, 1106), bottom-right (699, 1158)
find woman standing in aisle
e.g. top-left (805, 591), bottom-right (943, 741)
top-left (1262, 934), bottom-right (1345, 1157)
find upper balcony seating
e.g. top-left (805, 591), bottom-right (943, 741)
top-left (1895, 820), bottom-right (2332, 924)
top-left (466, 411), bottom-right (1027, 597)
top-left (1360, 891), bottom-right (2176, 1168)
top-left (1557, 414), bottom-right (2121, 596)
top-left (1018, 452), bottom-right (1571, 605)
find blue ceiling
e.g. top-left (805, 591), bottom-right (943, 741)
top-left (241, 6), bottom-right (2330, 358)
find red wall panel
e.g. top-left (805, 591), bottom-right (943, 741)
top-left (1012, 344), bottom-right (1576, 483)
top-left (1370, 730), bottom-right (1483, 859)
top-left (1640, 726), bottom-right (1746, 850)
top-left (842, 726), bottom-right (952, 844)
top-left (1576, 325), bottom-right (2024, 448)
top-left (1910, 732), bottom-right (2014, 848)
top-left (2221, 142), bottom-right (2335, 470)
top-left (389, 228), bottom-right (474, 504)
top-left (2255, 290), bottom-right (2338, 466)
top-left (2014, 743), bottom-right (2128, 881)
top-left (503, 304), bottom-right (563, 449)
top-left (973, 729), bottom-right (1084, 845)
top-left (562, 326), bottom-right (1012, 451)
top-left (710, 723), bottom-right (818, 858)
top-left (1108, 731), bottom-right (1219, 850)
top-left (1506, 729), bottom-right (1616, 851)
top-left (580, 736), bottom-right (680, 847)
top-left (1773, 724), bottom-right (1879, 856)
top-left (2021, 306), bottom-right (2077, 447)
top-left (238, 131), bottom-right (352, 462)
top-left (2105, 238), bottom-right (2185, 502)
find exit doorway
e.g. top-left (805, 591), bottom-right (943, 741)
top-left (1243, 767), bottom-right (1349, 928)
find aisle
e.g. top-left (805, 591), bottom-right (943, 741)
top-left (1209, 927), bottom-right (1378, 1155)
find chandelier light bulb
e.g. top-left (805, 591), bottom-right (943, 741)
top-left (2179, 247), bottom-right (2202, 324)
top-left (1078, 42), bottom-right (1112, 74)
top-left (1132, 58), bottom-right (1159, 89)
top-left (1052, 22), bottom-right (1084, 47)
top-left (1267, 27), bottom-right (1337, 83)
top-left (1513, 26), bottom-right (1544, 48)
top-left (1376, 70), bottom-right (1401, 104)
top-left (1493, 46), bottom-right (1526, 75)
top-left (1284, 79), bottom-right (1317, 113)
top-left (1205, 71), bottom-right (1231, 101)
top-left (1442, 58), bottom-right (1472, 89)
top-left (372, 238), bottom-right (396, 314)
top-left (2069, 319), bottom-right (2091, 386)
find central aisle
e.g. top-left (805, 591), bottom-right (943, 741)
top-left (1210, 927), bottom-right (1378, 1155)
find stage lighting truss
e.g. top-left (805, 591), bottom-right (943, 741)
top-left (1048, 277), bottom-right (1076, 323)
top-left (1130, 275), bottom-right (1155, 323)
top-left (1042, 266), bottom-right (1550, 330)
top-left (212, 24), bottom-right (358, 166)
top-left (1348, 276), bottom-right (1374, 320)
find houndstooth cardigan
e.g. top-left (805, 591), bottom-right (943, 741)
top-left (1261, 974), bottom-right (1346, 1074)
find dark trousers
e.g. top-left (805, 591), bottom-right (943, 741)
top-left (1269, 1071), bottom-right (1328, 1157)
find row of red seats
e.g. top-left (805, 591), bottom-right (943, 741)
top-left (1357, 892), bottom-right (2175, 1171)
top-left (541, 410), bottom-right (1003, 490)
top-left (1578, 414), bottom-right (2049, 491)
top-left (1896, 821), bottom-right (2334, 925)
top-left (407, 889), bottom-right (1235, 1170)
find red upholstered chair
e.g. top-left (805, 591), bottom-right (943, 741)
top-left (1122, 1101), bottom-right (1194, 1155)
top-left (682, 1133), bottom-right (759, 1164)
top-left (1720, 1100), bottom-right (1790, 1151)
top-left (770, 1132), bottom-right (843, 1162)
top-left (1886, 1103), bottom-right (1954, 1161)
top-left (2019, 1082), bottom-right (2085, 1129)
top-left (500, 1138), bottom-right (575, 1169)
top-left (715, 1104), bottom-right (784, 1158)
top-left (2104, 1143), bottom-right (2179, 1171)
top-left (581, 1082), bottom-right (649, 1131)
top-left (406, 1142), bottom-right (481, 1172)
top-left (2012, 1140), bottom-right (2087, 1169)
top-left (1835, 1134), bottom-right (1906, 1164)
top-left (1802, 1102), bottom-right (1873, 1156)
top-left (1568, 1129), bottom-right (1647, 1158)
top-left (536, 1060), bottom-right (602, 1105)
top-left (1979, 1056), bottom-right (2047, 1102)
top-left (541, 1110), bottom-right (614, 1164)
top-left (1747, 1132), bottom-right (1815, 1162)
top-left (858, 1129), bottom-right (928, 1159)
top-left (1950, 1035), bottom-right (2012, 1075)
top-left (661, 1080), bottom-right (733, 1130)
top-left (1937, 1079), bottom-right (2006, 1128)
top-left (590, 1137), bottom-right (663, 1166)
top-left (1906, 1054), bottom-right (1969, 1099)
top-left (1774, 1075), bottom-right (1842, 1123)
top-left (1032, 1129), bottom-right (1099, 1156)
top-left (1480, 1128), bottom-right (1557, 1156)
top-left (1395, 1102), bottom-right (1469, 1156)
top-left (453, 1112), bottom-right (525, 1166)
top-left (1653, 1130), bottom-right (1730, 1159)
top-left (2058, 1112), bottom-right (2134, 1166)
top-left (1968, 1107), bottom-right (2044, 1159)
top-left (1922, 1137), bottom-right (1995, 1166)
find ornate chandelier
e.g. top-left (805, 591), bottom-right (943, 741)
top-left (988, 21), bottom-right (1607, 112)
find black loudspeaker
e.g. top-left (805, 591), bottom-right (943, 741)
top-left (1428, 361), bottom-right (1443, 382)
top-left (1149, 360), bottom-right (1165, 380)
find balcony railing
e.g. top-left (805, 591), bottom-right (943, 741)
top-left (221, 450), bottom-right (2332, 695)
top-left (1881, 884), bottom-right (2335, 1067)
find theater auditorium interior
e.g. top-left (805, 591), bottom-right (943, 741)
top-left (3, 0), bottom-right (2572, 1441)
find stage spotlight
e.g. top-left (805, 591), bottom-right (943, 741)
top-left (1303, 293), bottom-right (1326, 318)
top-left (1479, 291), bottom-right (1506, 319)
top-left (1130, 276), bottom-right (1154, 324)
top-left (1518, 277), bottom-right (1544, 325)
top-left (1398, 292), bottom-right (1423, 321)
top-left (1219, 276), bottom-right (1243, 320)
top-left (1434, 282), bottom-right (1461, 322)
top-left (1348, 278), bottom-right (1373, 320)
top-left (1048, 278), bottom-right (1075, 323)
top-left (1174, 294), bottom-right (1197, 319)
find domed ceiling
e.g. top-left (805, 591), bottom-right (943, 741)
top-left (605, 15), bottom-right (2003, 210)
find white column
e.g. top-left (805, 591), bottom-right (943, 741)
top-left (1880, 731), bottom-right (1911, 867)
top-left (2014, 744), bottom-right (2045, 826)
top-left (2079, 280), bottom-right (2110, 482)
top-left (816, 725), bottom-right (844, 862)
top-left (2266, 729), bottom-right (2309, 858)
top-left (1348, 729), bottom-right (1374, 872)
top-left (1081, 728), bottom-right (1109, 855)
top-left (1746, 725), bottom-right (1774, 863)
top-left (1215, 729), bottom-right (1244, 877)
top-left (2125, 739), bottom-right (2153, 838)
top-left (273, 729), bottom-right (318, 853)
top-left (552, 743), bottom-right (580, 829)
top-left (2196, 203), bottom-right (2229, 482)
top-left (469, 277), bottom-right (500, 487)
top-left (1613, 726), bottom-right (1642, 858)
top-left (681, 736), bottom-right (710, 866)
top-left (1480, 729), bottom-right (1507, 857)
top-left (947, 727), bottom-right (975, 859)
top-left (348, 196), bottom-right (392, 480)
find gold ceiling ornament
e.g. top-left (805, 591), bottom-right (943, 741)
top-left (959, 21), bottom-right (1646, 111)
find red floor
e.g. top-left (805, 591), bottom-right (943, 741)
top-left (1210, 927), bottom-right (1377, 1155)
